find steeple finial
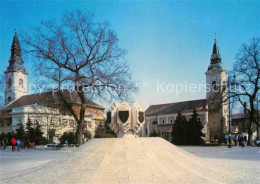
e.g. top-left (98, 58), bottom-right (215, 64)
top-left (14, 28), bottom-right (17, 36)
top-left (210, 34), bottom-right (221, 64)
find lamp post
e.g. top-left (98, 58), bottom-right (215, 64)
top-left (228, 74), bottom-right (232, 148)
top-left (257, 96), bottom-right (259, 140)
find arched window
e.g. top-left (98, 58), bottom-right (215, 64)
top-left (8, 78), bottom-right (12, 87)
top-left (8, 96), bottom-right (11, 103)
top-left (212, 81), bottom-right (217, 91)
top-left (19, 79), bottom-right (23, 88)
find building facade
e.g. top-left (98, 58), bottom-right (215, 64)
top-left (144, 38), bottom-right (228, 141)
top-left (231, 112), bottom-right (260, 141)
top-left (0, 32), bottom-right (105, 140)
top-left (144, 99), bottom-right (209, 141)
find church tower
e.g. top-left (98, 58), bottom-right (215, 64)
top-left (205, 35), bottom-right (227, 139)
top-left (4, 31), bottom-right (28, 106)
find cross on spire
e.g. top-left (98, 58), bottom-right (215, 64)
top-left (210, 33), bottom-right (221, 64)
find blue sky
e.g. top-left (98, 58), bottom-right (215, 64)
top-left (0, 0), bottom-right (260, 110)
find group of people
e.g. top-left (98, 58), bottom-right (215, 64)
top-left (1, 137), bottom-right (22, 151)
top-left (236, 135), bottom-right (247, 147)
top-left (210, 134), bottom-right (247, 147)
top-left (210, 136), bottom-right (223, 145)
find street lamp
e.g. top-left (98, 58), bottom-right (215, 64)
top-left (257, 96), bottom-right (259, 140)
top-left (228, 74), bottom-right (232, 148)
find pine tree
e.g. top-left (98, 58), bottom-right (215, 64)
top-left (150, 129), bottom-right (160, 137)
top-left (34, 123), bottom-right (44, 145)
top-left (171, 111), bottom-right (188, 145)
top-left (104, 120), bottom-right (116, 136)
top-left (25, 118), bottom-right (35, 143)
top-left (16, 122), bottom-right (26, 141)
top-left (94, 123), bottom-right (104, 138)
top-left (60, 132), bottom-right (76, 144)
top-left (94, 121), bottom-right (116, 138)
top-left (187, 109), bottom-right (205, 145)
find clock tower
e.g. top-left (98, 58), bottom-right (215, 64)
top-left (4, 31), bottom-right (28, 106)
top-left (205, 36), bottom-right (227, 139)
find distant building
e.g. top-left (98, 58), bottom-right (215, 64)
top-left (144, 37), bottom-right (228, 141)
top-left (0, 32), bottom-right (105, 140)
top-left (231, 110), bottom-right (260, 140)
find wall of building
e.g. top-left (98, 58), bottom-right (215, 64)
top-left (5, 71), bottom-right (28, 105)
top-left (206, 69), bottom-right (227, 139)
top-left (0, 104), bottom-right (104, 140)
top-left (145, 111), bottom-right (209, 140)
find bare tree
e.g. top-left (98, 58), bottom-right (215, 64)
top-left (23, 11), bottom-right (137, 146)
top-left (230, 37), bottom-right (260, 145)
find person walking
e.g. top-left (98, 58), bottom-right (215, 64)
top-left (244, 136), bottom-right (247, 146)
top-left (210, 136), bottom-right (215, 145)
top-left (234, 135), bottom-right (237, 146)
top-left (238, 135), bottom-right (241, 146)
top-left (3, 137), bottom-right (7, 150)
top-left (241, 136), bottom-right (245, 147)
top-left (16, 139), bottom-right (22, 152)
top-left (11, 137), bottom-right (16, 151)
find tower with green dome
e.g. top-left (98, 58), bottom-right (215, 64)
top-left (205, 35), bottom-right (228, 139)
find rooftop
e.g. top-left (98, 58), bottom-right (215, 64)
top-left (145, 99), bottom-right (207, 116)
top-left (4, 90), bottom-right (105, 110)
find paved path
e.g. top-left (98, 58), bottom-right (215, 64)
top-left (0, 138), bottom-right (259, 184)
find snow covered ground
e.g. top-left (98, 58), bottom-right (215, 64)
top-left (0, 138), bottom-right (259, 184)
top-left (180, 146), bottom-right (260, 161)
top-left (0, 147), bottom-right (74, 175)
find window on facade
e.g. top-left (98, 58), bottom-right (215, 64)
top-left (63, 119), bottom-right (68, 126)
top-left (34, 119), bottom-right (39, 125)
top-left (170, 120), bottom-right (173, 123)
top-left (162, 120), bottom-right (164, 124)
top-left (19, 79), bottom-right (23, 88)
top-left (70, 121), bottom-right (74, 127)
top-left (222, 81), bottom-right (226, 88)
top-left (212, 81), bottom-right (217, 91)
top-left (8, 78), bottom-right (12, 87)
top-left (18, 117), bottom-right (22, 125)
top-left (8, 97), bottom-right (11, 103)
top-left (7, 119), bottom-right (12, 126)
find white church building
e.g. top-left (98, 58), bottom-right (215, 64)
top-left (0, 32), bottom-right (105, 140)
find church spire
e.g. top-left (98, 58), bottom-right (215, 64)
top-left (11, 28), bottom-right (22, 59)
top-left (5, 30), bottom-right (27, 74)
top-left (210, 33), bottom-right (221, 64)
